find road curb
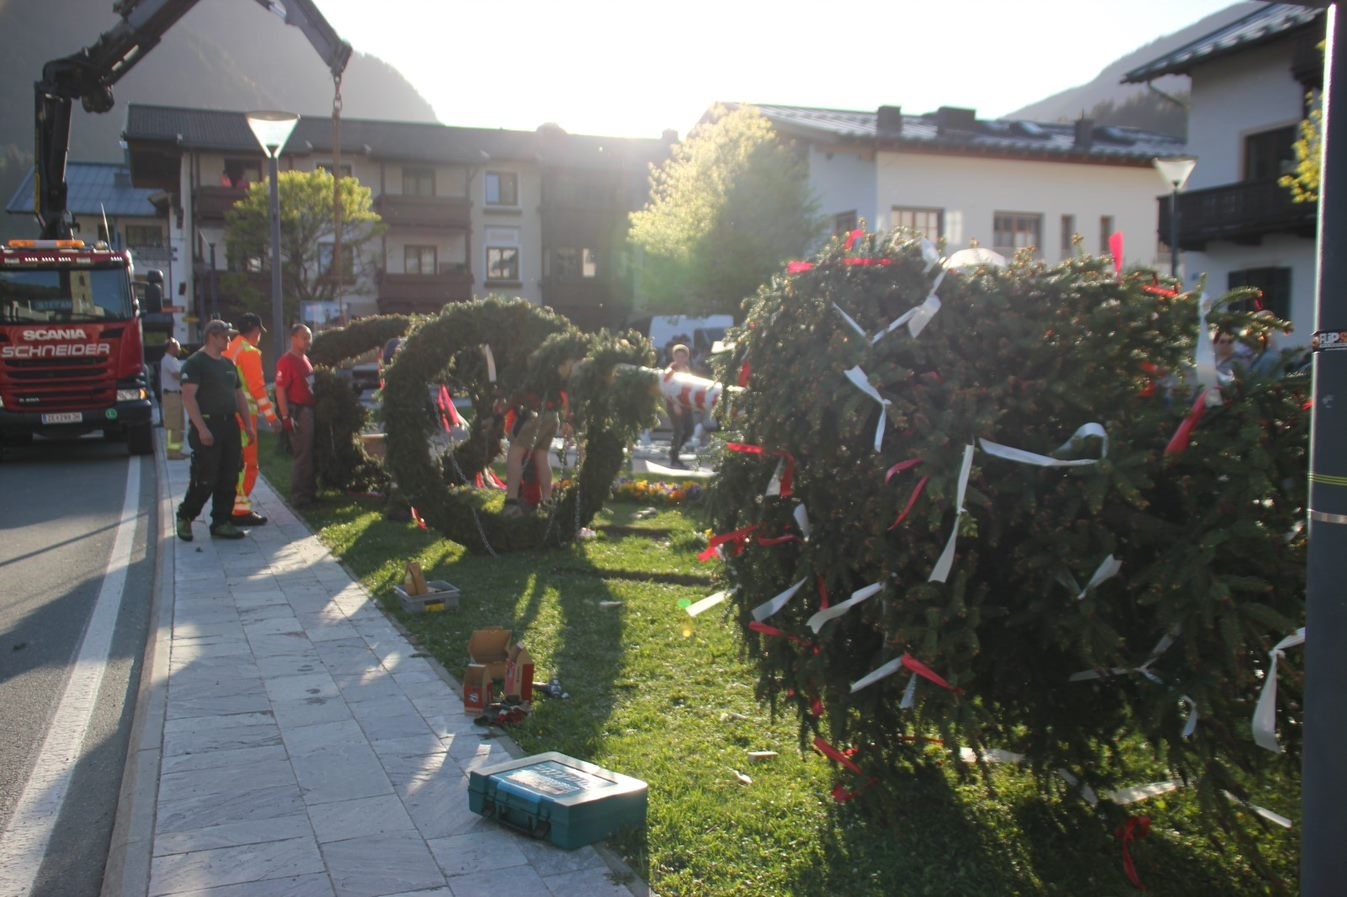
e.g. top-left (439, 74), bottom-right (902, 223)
top-left (100, 445), bottom-right (174, 897)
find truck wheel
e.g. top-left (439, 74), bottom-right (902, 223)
top-left (128, 422), bottom-right (154, 456)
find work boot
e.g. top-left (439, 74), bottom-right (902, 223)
top-left (232, 511), bottom-right (268, 526)
top-left (210, 521), bottom-right (247, 539)
top-left (176, 516), bottom-right (193, 542)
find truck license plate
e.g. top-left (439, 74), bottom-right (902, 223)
top-left (41, 412), bottom-right (82, 424)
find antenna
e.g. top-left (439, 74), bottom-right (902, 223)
top-left (100, 203), bottom-right (112, 246)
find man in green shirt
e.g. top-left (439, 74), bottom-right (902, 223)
top-left (177, 320), bottom-right (254, 540)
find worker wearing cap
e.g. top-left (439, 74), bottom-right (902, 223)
top-left (178, 320), bottom-right (253, 540)
top-left (224, 312), bottom-right (281, 525)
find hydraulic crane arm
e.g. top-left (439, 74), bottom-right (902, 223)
top-left (35, 0), bottom-right (353, 239)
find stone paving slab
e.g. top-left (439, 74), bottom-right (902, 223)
top-left (115, 456), bottom-right (650, 896)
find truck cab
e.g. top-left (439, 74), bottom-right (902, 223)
top-left (0, 239), bottom-right (162, 454)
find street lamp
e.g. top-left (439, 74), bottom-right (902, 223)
top-left (245, 111), bottom-right (300, 366)
top-left (1153, 155), bottom-right (1198, 279)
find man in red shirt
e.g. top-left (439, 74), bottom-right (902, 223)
top-left (274, 324), bottom-right (317, 508)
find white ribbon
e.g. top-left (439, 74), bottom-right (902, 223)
top-left (750, 577), bottom-right (807, 623)
top-left (920, 238), bottom-right (942, 272)
top-left (1109, 780), bottom-right (1182, 806)
top-left (1252, 627), bottom-right (1305, 753)
top-left (900, 673), bottom-right (919, 709)
top-left (979, 423), bottom-right (1108, 468)
top-left (872, 294), bottom-right (942, 344)
top-left (850, 655), bottom-right (905, 693)
top-left (1193, 293), bottom-right (1226, 407)
top-left (844, 366), bottom-right (892, 452)
top-left (1223, 791), bottom-right (1293, 829)
top-left (482, 344), bottom-right (497, 383)
top-left (1069, 631), bottom-right (1176, 683)
top-left (806, 582), bottom-right (883, 634)
top-left (1056, 769), bottom-right (1099, 806)
top-left (1057, 554), bottom-right (1123, 601)
top-left (793, 503), bottom-right (812, 541)
top-left (832, 303), bottom-right (867, 338)
top-left (765, 457), bottom-right (786, 497)
top-left (929, 444), bottom-right (975, 583)
top-left (1179, 695), bottom-right (1198, 739)
top-left (686, 590), bottom-right (731, 618)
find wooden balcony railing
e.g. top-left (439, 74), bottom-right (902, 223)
top-left (193, 185), bottom-right (249, 222)
top-left (1161, 178), bottom-right (1317, 250)
top-left (373, 194), bottom-right (471, 230)
top-left (376, 268), bottom-right (474, 315)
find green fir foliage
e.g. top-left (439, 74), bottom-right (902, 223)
top-left (706, 232), bottom-right (1307, 856)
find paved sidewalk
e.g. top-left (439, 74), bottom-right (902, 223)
top-left (108, 450), bottom-right (646, 897)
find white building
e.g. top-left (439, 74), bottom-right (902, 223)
top-left (740, 103), bottom-right (1187, 269)
top-left (1125, 3), bottom-right (1326, 339)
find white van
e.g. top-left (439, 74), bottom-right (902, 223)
top-left (646, 314), bottom-right (734, 366)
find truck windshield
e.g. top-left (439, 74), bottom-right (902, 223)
top-left (0, 267), bottom-right (135, 324)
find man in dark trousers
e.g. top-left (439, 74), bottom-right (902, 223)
top-left (177, 320), bottom-right (254, 540)
top-left (275, 323), bottom-right (317, 508)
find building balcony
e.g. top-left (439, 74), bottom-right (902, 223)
top-left (376, 267), bottom-right (474, 315)
top-left (193, 185), bottom-right (249, 222)
top-left (373, 194), bottom-right (471, 230)
top-left (1161, 178), bottom-right (1318, 250)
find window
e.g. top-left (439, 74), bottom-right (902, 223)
top-left (1244, 126), bottom-right (1296, 181)
top-left (548, 248), bottom-right (598, 279)
top-left (833, 211), bottom-right (858, 236)
top-left (1099, 215), bottom-right (1115, 254)
top-left (1060, 214), bottom-right (1076, 258)
top-left (993, 212), bottom-right (1042, 258)
top-left (892, 207), bottom-right (943, 242)
top-left (404, 245), bottom-right (437, 275)
top-left (403, 167), bottom-right (435, 197)
top-left (1228, 267), bottom-right (1291, 319)
top-left (485, 226), bottom-right (520, 283)
top-left (485, 171), bottom-right (518, 206)
top-left (125, 224), bottom-right (164, 248)
top-left (221, 159), bottom-right (261, 189)
top-left (315, 161), bottom-right (353, 178)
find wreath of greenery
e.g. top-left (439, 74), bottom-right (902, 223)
top-left (306, 314), bottom-right (416, 491)
top-left (382, 296), bottom-right (657, 553)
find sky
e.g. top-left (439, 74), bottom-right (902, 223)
top-left (314, 0), bottom-right (1243, 140)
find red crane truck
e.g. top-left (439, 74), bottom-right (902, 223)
top-left (0, 0), bottom-right (350, 455)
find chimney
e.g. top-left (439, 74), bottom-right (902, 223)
top-left (876, 105), bottom-right (903, 137)
top-left (935, 106), bottom-right (976, 136)
top-left (1074, 117), bottom-right (1095, 150)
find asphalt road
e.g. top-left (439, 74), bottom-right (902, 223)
top-left (0, 437), bottom-right (159, 897)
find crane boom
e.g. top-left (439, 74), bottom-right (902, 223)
top-left (34, 0), bottom-right (353, 239)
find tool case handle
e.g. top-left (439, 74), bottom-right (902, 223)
top-left (481, 799), bottom-right (551, 839)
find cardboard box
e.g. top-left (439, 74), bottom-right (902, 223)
top-left (463, 664), bottom-right (492, 715)
top-left (505, 644), bottom-right (534, 702)
top-left (469, 628), bottom-right (513, 681)
top-left (394, 580), bottom-right (460, 614)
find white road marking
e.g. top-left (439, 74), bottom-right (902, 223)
top-left (0, 461), bottom-right (141, 896)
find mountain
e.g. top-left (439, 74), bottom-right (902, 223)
top-left (0, 0), bottom-right (435, 235)
top-left (1005, 2), bottom-right (1262, 137)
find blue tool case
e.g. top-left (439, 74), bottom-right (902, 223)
top-left (468, 751), bottom-right (648, 850)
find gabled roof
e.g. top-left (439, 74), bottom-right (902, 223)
top-left (123, 105), bottom-right (667, 170)
top-left (748, 103), bottom-right (1186, 164)
top-left (1123, 3), bottom-right (1325, 82)
top-left (5, 161), bottom-right (159, 218)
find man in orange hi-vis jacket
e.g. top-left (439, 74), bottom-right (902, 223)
top-left (224, 313), bottom-right (281, 525)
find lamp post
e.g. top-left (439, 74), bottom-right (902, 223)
top-left (1153, 155), bottom-right (1198, 279)
top-left (245, 111), bottom-right (300, 369)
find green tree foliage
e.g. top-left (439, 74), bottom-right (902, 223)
top-left (1280, 90), bottom-right (1322, 204)
top-left (629, 105), bottom-right (823, 317)
top-left (707, 233), bottom-right (1307, 858)
top-left (223, 168), bottom-right (385, 324)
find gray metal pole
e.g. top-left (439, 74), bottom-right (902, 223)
top-left (1303, 3), bottom-right (1346, 895)
top-left (1170, 187), bottom-right (1180, 278)
top-left (267, 152), bottom-right (284, 372)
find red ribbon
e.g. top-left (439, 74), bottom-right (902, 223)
top-left (817, 576), bottom-right (831, 611)
top-left (844, 228), bottom-right (865, 252)
top-left (1142, 284), bottom-right (1179, 299)
top-left (738, 360), bottom-right (752, 388)
top-left (1109, 231), bottom-right (1125, 276)
top-left (902, 652), bottom-right (962, 694)
top-left (698, 524), bottom-right (759, 562)
top-left (787, 261), bottom-right (815, 274)
top-left (814, 737), bottom-right (879, 802)
top-left (884, 459), bottom-right (928, 531)
top-left (437, 385), bottom-right (464, 430)
top-left (1116, 816), bottom-right (1152, 891)
top-left (756, 534), bottom-right (800, 547)
top-left (748, 621), bottom-right (819, 653)
top-left (1164, 388), bottom-right (1211, 458)
top-left (726, 442), bottom-right (797, 498)
top-left (842, 257), bottom-right (893, 268)
top-left (409, 505), bottom-right (427, 531)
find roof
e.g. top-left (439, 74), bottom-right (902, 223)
top-left (5, 161), bottom-right (160, 218)
top-left (1123, 3), bottom-right (1326, 82)
top-left (123, 105), bottom-right (667, 170)
top-left (748, 103), bottom-right (1186, 164)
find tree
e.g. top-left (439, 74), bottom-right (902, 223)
top-left (223, 168), bottom-right (385, 325)
top-left (1280, 90), bottom-right (1322, 203)
top-left (629, 105), bottom-right (823, 317)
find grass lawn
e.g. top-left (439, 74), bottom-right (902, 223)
top-left (258, 432), bottom-right (1299, 896)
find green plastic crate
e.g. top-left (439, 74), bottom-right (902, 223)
top-left (468, 751), bottom-right (647, 850)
